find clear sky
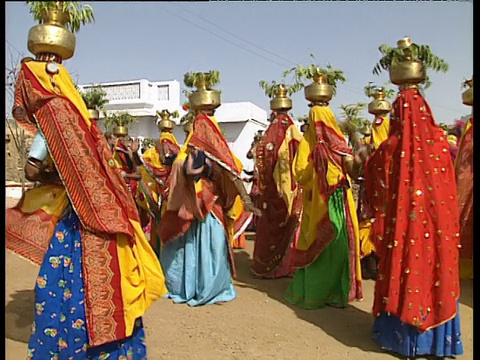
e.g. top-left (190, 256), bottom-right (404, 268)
top-left (6, 1), bottom-right (473, 124)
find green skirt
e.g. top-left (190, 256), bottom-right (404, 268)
top-left (284, 187), bottom-right (350, 309)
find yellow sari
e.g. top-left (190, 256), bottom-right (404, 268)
top-left (285, 105), bottom-right (362, 309)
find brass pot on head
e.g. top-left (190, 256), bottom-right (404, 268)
top-left (368, 88), bottom-right (392, 116)
top-left (304, 73), bottom-right (333, 103)
top-left (183, 121), bottom-right (193, 134)
top-left (88, 109), bottom-right (100, 121)
top-left (27, 7), bottom-right (76, 60)
top-left (389, 37), bottom-right (426, 86)
top-left (462, 79), bottom-right (473, 106)
top-left (113, 126), bottom-right (128, 137)
top-left (189, 78), bottom-right (221, 112)
top-left (270, 84), bottom-right (292, 112)
top-left (157, 110), bottom-right (176, 132)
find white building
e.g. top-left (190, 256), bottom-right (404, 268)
top-left (79, 78), bottom-right (269, 170)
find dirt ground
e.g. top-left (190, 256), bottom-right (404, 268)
top-left (5, 197), bottom-right (473, 360)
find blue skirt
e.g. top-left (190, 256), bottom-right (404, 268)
top-left (27, 210), bottom-right (148, 359)
top-left (372, 304), bottom-right (464, 357)
top-left (160, 213), bottom-right (237, 306)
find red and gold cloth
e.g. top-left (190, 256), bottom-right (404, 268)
top-left (364, 88), bottom-right (461, 332)
top-left (251, 112), bottom-right (303, 276)
top-left (114, 140), bottom-right (139, 196)
top-left (6, 60), bottom-right (166, 346)
top-left (454, 117), bottom-right (473, 279)
top-left (158, 113), bottom-right (250, 277)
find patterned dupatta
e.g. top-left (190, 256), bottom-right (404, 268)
top-left (7, 60), bottom-right (166, 346)
top-left (365, 88), bottom-right (461, 331)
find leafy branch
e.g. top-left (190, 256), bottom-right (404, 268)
top-left (26, 1), bottom-right (95, 33)
top-left (183, 70), bottom-right (220, 90)
top-left (282, 54), bottom-right (347, 95)
top-left (80, 85), bottom-right (109, 110)
top-left (258, 80), bottom-right (303, 98)
top-left (363, 82), bottom-right (395, 99)
top-left (104, 112), bottom-right (138, 130)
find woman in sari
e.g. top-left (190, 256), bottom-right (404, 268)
top-left (358, 91), bottom-right (391, 280)
top-left (251, 87), bottom-right (304, 279)
top-left (158, 85), bottom-right (260, 306)
top-left (7, 57), bottom-right (166, 359)
top-left (284, 76), bottom-right (365, 309)
top-left (456, 79), bottom-right (473, 280)
top-left (364, 46), bottom-right (463, 357)
top-left (137, 111), bottom-right (181, 255)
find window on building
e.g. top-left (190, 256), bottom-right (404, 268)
top-left (158, 85), bottom-right (169, 101)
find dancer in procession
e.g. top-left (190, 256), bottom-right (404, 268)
top-left (251, 85), bottom-right (304, 278)
top-left (456, 78), bottom-right (473, 280)
top-left (358, 88), bottom-right (392, 280)
top-left (6, 2), bottom-right (166, 358)
top-left (137, 110), bottom-right (181, 255)
top-left (284, 73), bottom-right (366, 309)
top-left (364, 37), bottom-right (463, 358)
top-left (158, 71), bottom-right (261, 306)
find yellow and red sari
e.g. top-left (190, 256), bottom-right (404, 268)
top-left (137, 132), bottom-right (180, 250)
top-left (357, 115), bottom-right (390, 259)
top-left (113, 139), bottom-right (139, 196)
top-left (284, 105), bottom-right (363, 309)
top-left (251, 112), bottom-right (303, 277)
top-left (6, 60), bottom-right (167, 347)
top-left (455, 116), bottom-right (473, 279)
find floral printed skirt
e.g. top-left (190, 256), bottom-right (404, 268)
top-left (27, 210), bottom-right (147, 359)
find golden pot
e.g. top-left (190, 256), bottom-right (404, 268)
top-left (28, 23), bottom-right (76, 60)
top-left (189, 90), bottom-right (221, 111)
top-left (304, 75), bottom-right (333, 103)
top-left (113, 126), bottom-right (128, 137)
top-left (183, 122), bottom-right (193, 133)
top-left (462, 87), bottom-right (473, 106)
top-left (158, 119), bottom-right (175, 131)
top-left (88, 109), bottom-right (100, 120)
top-left (270, 84), bottom-right (292, 112)
top-left (389, 60), bottom-right (426, 86)
top-left (368, 89), bottom-right (392, 116)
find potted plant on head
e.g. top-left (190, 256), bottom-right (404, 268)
top-left (81, 85), bottom-right (109, 120)
top-left (372, 37), bottom-right (449, 94)
top-left (364, 82), bottom-right (395, 117)
top-left (338, 102), bottom-right (369, 151)
top-left (156, 109), bottom-right (180, 133)
top-left (26, 1), bottom-right (95, 61)
top-left (259, 80), bottom-right (303, 115)
top-left (184, 70), bottom-right (221, 112)
top-left (104, 112), bottom-right (138, 138)
top-left (283, 54), bottom-right (347, 105)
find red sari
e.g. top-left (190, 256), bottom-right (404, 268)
top-left (454, 117), bottom-right (473, 279)
top-left (251, 112), bottom-right (303, 277)
top-left (114, 140), bottom-right (139, 196)
top-left (365, 88), bottom-right (461, 332)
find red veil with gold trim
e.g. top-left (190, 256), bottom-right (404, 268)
top-left (365, 88), bottom-right (461, 332)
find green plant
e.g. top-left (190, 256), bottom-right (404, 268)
top-left (258, 80), bottom-right (303, 98)
top-left (363, 82), bottom-right (396, 99)
top-left (26, 1), bottom-right (95, 33)
top-left (104, 112), bottom-right (138, 130)
top-left (156, 109), bottom-right (180, 120)
top-left (372, 39), bottom-right (448, 89)
top-left (81, 85), bottom-right (109, 110)
top-left (282, 54), bottom-right (347, 95)
top-left (184, 70), bottom-right (220, 90)
top-left (141, 138), bottom-right (156, 150)
top-left (338, 103), bottom-right (370, 150)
